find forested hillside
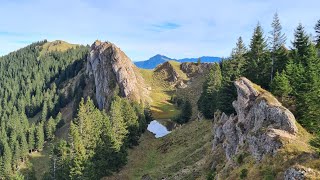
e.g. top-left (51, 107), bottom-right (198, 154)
top-left (0, 40), bottom-right (88, 178)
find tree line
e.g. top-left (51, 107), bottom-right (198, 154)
top-left (198, 14), bottom-right (320, 148)
top-left (43, 97), bottom-right (152, 179)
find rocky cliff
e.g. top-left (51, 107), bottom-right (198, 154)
top-left (213, 77), bottom-right (298, 161)
top-left (86, 40), bottom-right (149, 110)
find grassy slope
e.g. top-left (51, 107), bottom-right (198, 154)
top-left (105, 63), bottom-right (214, 179)
top-left (39, 40), bottom-right (78, 56)
top-left (106, 120), bottom-right (213, 180)
top-left (140, 67), bottom-right (180, 119)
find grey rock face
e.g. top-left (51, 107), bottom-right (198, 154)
top-left (284, 165), bottom-right (320, 180)
top-left (212, 77), bottom-right (298, 161)
top-left (180, 62), bottom-right (213, 77)
top-left (87, 40), bottom-right (149, 110)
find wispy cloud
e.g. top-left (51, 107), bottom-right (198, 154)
top-left (150, 22), bottom-right (181, 31)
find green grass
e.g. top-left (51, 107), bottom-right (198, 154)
top-left (40, 40), bottom-right (78, 56)
top-left (106, 120), bottom-right (213, 180)
top-left (139, 68), bottom-right (180, 119)
top-left (27, 144), bottom-right (51, 179)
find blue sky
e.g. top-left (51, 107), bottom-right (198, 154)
top-left (0, 0), bottom-right (319, 61)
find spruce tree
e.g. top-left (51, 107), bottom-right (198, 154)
top-left (246, 23), bottom-right (270, 88)
top-left (198, 63), bottom-right (222, 119)
top-left (121, 99), bottom-right (139, 146)
top-left (315, 19), bottom-right (320, 48)
top-left (109, 97), bottom-right (128, 151)
top-left (41, 101), bottom-right (48, 122)
top-left (28, 124), bottom-right (36, 152)
top-left (35, 122), bottom-right (44, 151)
top-left (45, 117), bottom-right (56, 140)
top-left (69, 122), bottom-right (86, 179)
top-left (269, 13), bottom-right (287, 81)
top-left (271, 71), bottom-right (292, 100)
top-left (292, 23), bottom-right (313, 66)
top-left (180, 100), bottom-right (192, 123)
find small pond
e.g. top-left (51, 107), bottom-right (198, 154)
top-left (147, 119), bottom-right (176, 138)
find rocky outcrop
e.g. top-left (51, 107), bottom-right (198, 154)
top-left (86, 40), bottom-right (149, 110)
top-left (213, 77), bottom-right (298, 161)
top-left (154, 61), bottom-right (180, 83)
top-left (284, 165), bottom-right (320, 180)
top-left (180, 62), bottom-right (213, 77)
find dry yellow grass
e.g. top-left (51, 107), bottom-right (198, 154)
top-left (40, 40), bottom-right (78, 56)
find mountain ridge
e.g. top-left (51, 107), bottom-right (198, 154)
top-left (135, 54), bottom-right (221, 69)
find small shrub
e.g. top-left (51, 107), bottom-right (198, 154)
top-left (240, 168), bottom-right (248, 179)
top-left (236, 153), bottom-right (244, 164)
top-left (261, 167), bottom-right (276, 180)
top-left (207, 170), bottom-right (216, 180)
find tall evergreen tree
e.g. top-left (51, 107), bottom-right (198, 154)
top-left (28, 124), bottom-right (36, 152)
top-left (109, 97), bottom-right (128, 151)
top-left (315, 19), bottom-right (320, 48)
top-left (35, 122), bottom-right (44, 151)
top-left (246, 23), bottom-right (270, 88)
top-left (269, 13), bottom-right (287, 81)
top-left (198, 63), bottom-right (222, 119)
top-left (45, 117), bottom-right (56, 140)
top-left (69, 122), bottom-right (86, 179)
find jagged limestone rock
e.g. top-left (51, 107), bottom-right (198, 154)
top-left (154, 61), bottom-right (180, 83)
top-left (213, 77), bottom-right (298, 161)
top-left (86, 40), bottom-right (149, 110)
top-left (284, 165), bottom-right (320, 180)
top-left (180, 62), bottom-right (213, 77)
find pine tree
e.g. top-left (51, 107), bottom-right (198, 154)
top-left (41, 101), bottom-right (48, 122)
top-left (315, 19), bottom-right (320, 48)
top-left (20, 134), bottom-right (28, 161)
top-left (271, 71), bottom-right (292, 100)
top-left (121, 99), bottom-right (139, 146)
top-left (12, 141), bottom-right (21, 170)
top-left (269, 13), bottom-right (287, 81)
top-left (35, 122), bottom-right (44, 151)
top-left (292, 24), bottom-right (313, 66)
top-left (69, 122), bottom-right (86, 179)
top-left (109, 97), bottom-right (128, 151)
top-left (28, 124), bottom-right (36, 152)
top-left (198, 63), bottom-right (222, 119)
top-left (246, 23), bottom-right (270, 88)
top-left (2, 139), bottom-right (12, 176)
top-left (45, 117), bottom-right (56, 140)
top-left (230, 37), bottom-right (247, 77)
top-left (180, 100), bottom-right (192, 123)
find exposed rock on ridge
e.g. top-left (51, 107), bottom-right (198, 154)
top-left (213, 77), bottom-right (298, 161)
top-left (86, 40), bottom-right (149, 110)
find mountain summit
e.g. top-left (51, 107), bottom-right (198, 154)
top-left (87, 40), bottom-right (150, 110)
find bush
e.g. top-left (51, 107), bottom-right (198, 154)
top-left (240, 168), bottom-right (248, 179)
top-left (261, 167), bottom-right (276, 180)
top-left (207, 170), bottom-right (216, 180)
top-left (236, 153), bottom-right (244, 164)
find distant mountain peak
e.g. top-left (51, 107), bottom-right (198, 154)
top-left (135, 54), bottom-right (221, 69)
